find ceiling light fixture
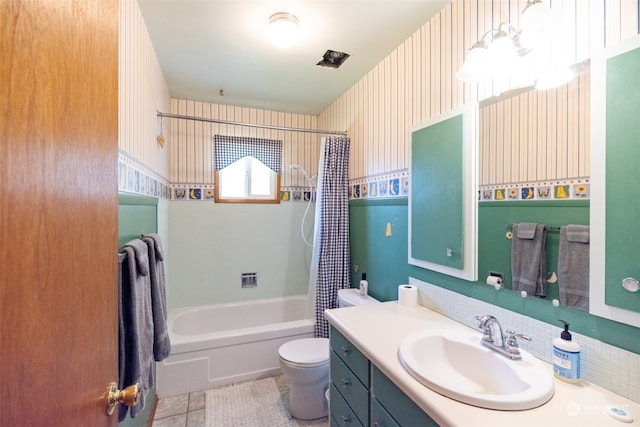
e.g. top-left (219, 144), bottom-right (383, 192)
top-left (456, 0), bottom-right (571, 90)
top-left (268, 12), bottom-right (300, 49)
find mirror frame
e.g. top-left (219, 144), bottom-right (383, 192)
top-left (590, 33), bottom-right (640, 328)
top-left (408, 103), bottom-right (478, 281)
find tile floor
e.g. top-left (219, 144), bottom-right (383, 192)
top-left (152, 375), bottom-right (329, 427)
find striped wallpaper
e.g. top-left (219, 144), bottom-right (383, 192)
top-left (319, 0), bottom-right (639, 185)
top-left (120, 0), bottom-right (639, 193)
top-left (118, 0), bottom-right (171, 182)
top-left (479, 68), bottom-right (590, 186)
top-left (167, 100), bottom-right (322, 188)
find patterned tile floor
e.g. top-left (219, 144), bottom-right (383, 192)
top-left (152, 375), bottom-right (329, 427)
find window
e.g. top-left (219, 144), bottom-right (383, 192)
top-left (213, 135), bottom-right (282, 203)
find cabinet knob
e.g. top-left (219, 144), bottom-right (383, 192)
top-left (341, 414), bottom-right (352, 423)
top-left (374, 422), bottom-right (386, 427)
top-left (341, 346), bottom-right (352, 356)
top-left (341, 378), bottom-right (352, 388)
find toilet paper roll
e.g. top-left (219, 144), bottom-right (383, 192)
top-left (398, 284), bottom-right (418, 307)
top-left (486, 276), bottom-right (503, 288)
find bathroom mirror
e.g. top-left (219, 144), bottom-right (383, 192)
top-left (477, 65), bottom-right (591, 311)
top-left (409, 103), bottom-right (478, 282)
top-left (590, 34), bottom-right (640, 328)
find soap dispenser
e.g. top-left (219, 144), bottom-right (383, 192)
top-left (359, 273), bottom-right (368, 298)
top-left (552, 320), bottom-right (580, 382)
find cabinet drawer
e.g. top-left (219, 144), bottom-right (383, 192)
top-left (371, 397), bottom-right (399, 427)
top-left (331, 351), bottom-right (369, 425)
top-left (330, 326), bottom-right (369, 387)
top-left (371, 366), bottom-right (438, 427)
top-left (330, 383), bottom-right (364, 427)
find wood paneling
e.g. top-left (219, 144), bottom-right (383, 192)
top-left (1, 0), bottom-right (119, 425)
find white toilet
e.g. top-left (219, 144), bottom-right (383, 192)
top-left (278, 288), bottom-right (380, 420)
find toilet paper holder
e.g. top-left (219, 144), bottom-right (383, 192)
top-left (486, 271), bottom-right (504, 289)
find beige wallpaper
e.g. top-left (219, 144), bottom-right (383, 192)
top-left (319, 0), bottom-right (639, 185)
top-left (168, 100), bottom-right (321, 188)
top-left (119, 0), bottom-right (171, 183)
top-left (121, 0), bottom-right (639, 192)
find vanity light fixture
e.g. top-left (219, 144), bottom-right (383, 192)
top-left (456, 0), bottom-right (570, 89)
top-left (268, 12), bottom-right (300, 48)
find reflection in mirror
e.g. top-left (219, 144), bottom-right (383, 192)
top-left (477, 66), bottom-right (590, 311)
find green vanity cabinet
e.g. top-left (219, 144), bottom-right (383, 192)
top-left (371, 366), bottom-right (438, 427)
top-left (330, 327), bottom-right (370, 426)
top-left (329, 327), bottom-right (438, 427)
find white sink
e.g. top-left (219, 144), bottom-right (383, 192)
top-left (398, 329), bottom-right (554, 410)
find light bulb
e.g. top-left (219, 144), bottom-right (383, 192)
top-left (268, 12), bottom-right (300, 48)
top-left (486, 31), bottom-right (517, 77)
top-left (456, 42), bottom-right (488, 83)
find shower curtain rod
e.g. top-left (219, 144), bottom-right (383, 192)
top-left (157, 111), bottom-right (348, 136)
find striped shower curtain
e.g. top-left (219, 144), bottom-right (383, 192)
top-left (309, 136), bottom-right (351, 338)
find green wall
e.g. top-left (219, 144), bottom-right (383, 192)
top-left (118, 193), bottom-right (159, 427)
top-left (478, 200), bottom-right (589, 301)
top-left (350, 198), bottom-right (640, 355)
top-left (167, 201), bottom-right (314, 309)
top-left (349, 198), bottom-right (409, 302)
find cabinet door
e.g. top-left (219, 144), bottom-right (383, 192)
top-left (330, 384), bottom-right (364, 427)
top-left (330, 327), bottom-right (370, 386)
top-left (371, 398), bottom-right (399, 427)
top-left (330, 352), bottom-right (369, 425)
top-left (409, 104), bottom-right (478, 281)
top-left (371, 367), bottom-right (439, 427)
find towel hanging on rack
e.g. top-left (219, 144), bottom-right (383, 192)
top-left (511, 223), bottom-right (548, 297)
top-left (558, 225), bottom-right (590, 310)
top-left (142, 233), bottom-right (171, 361)
top-left (118, 239), bottom-right (154, 420)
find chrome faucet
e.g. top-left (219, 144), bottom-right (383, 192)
top-left (475, 315), bottom-right (531, 360)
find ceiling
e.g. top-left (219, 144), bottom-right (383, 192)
top-left (137, 1), bottom-right (451, 115)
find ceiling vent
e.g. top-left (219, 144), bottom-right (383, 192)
top-left (317, 50), bottom-right (350, 69)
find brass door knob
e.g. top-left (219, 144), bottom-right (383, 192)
top-left (106, 382), bottom-right (140, 415)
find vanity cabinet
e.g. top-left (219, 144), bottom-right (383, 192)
top-left (371, 366), bottom-right (438, 426)
top-left (330, 327), bottom-right (370, 426)
top-left (330, 327), bottom-right (438, 427)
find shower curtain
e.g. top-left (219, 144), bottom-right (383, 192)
top-left (308, 136), bottom-right (351, 338)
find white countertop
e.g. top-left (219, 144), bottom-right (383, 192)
top-left (325, 301), bottom-right (640, 427)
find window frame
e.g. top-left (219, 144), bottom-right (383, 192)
top-left (214, 157), bottom-right (281, 204)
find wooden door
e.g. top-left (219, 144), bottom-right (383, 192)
top-left (1, 1), bottom-right (119, 426)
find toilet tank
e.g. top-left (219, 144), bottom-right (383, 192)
top-left (337, 288), bottom-right (380, 308)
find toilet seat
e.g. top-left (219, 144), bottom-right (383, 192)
top-left (279, 338), bottom-right (329, 368)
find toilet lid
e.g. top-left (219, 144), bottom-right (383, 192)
top-left (279, 338), bottom-right (329, 367)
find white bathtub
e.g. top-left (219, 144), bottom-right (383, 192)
top-left (156, 295), bottom-right (314, 397)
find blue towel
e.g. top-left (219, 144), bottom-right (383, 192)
top-left (142, 233), bottom-right (171, 361)
top-left (558, 225), bottom-right (590, 310)
top-left (118, 239), bottom-right (153, 420)
top-left (511, 223), bottom-right (548, 297)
